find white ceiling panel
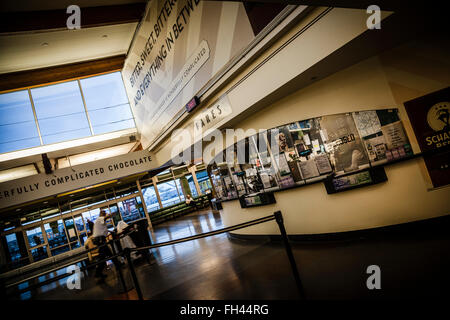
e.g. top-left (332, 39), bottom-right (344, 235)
top-left (0, 22), bottom-right (138, 74)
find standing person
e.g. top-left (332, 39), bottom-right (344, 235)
top-left (87, 219), bottom-right (94, 233)
top-left (206, 189), bottom-right (213, 209)
top-left (92, 210), bottom-right (120, 281)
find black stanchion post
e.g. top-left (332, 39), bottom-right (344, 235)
top-left (110, 239), bottom-right (127, 293)
top-left (274, 210), bottom-right (306, 299)
top-left (124, 248), bottom-right (143, 300)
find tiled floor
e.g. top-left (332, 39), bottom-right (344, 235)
top-left (7, 209), bottom-right (450, 300)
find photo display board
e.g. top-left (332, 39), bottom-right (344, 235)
top-left (208, 108), bottom-right (414, 200)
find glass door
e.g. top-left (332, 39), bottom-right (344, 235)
top-left (109, 204), bottom-right (122, 227)
top-left (25, 226), bottom-right (49, 262)
top-left (2, 232), bottom-right (29, 269)
top-left (74, 215), bottom-right (87, 245)
top-left (43, 220), bottom-right (70, 256)
top-left (64, 218), bottom-right (80, 250)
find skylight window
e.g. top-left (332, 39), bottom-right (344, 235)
top-left (0, 72), bottom-right (136, 154)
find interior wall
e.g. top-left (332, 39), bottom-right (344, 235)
top-left (220, 36), bottom-right (450, 235)
top-left (152, 7), bottom-right (387, 164)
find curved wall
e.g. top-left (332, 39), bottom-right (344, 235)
top-left (220, 37), bottom-right (450, 235)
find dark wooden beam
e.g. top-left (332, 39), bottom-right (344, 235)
top-left (0, 3), bottom-right (146, 34)
top-left (0, 55), bottom-right (125, 92)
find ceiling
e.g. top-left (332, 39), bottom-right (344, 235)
top-left (0, 0), bottom-right (147, 74)
top-left (0, 23), bottom-right (139, 74)
top-left (0, 1), bottom-right (147, 175)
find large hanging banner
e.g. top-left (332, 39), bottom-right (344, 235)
top-left (122, 0), bottom-right (255, 149)
top-left (404, 87), bottom-right (450, 188)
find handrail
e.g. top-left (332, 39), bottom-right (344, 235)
top-left (4, 212), bottom-right (305, 300)
top-left (3, 229), bottom-right (137, 286)
top-left (131, 214), bottom-right (276, 252)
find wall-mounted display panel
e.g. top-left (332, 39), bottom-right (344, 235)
top-left (208, 108), bottom-right (414, 201)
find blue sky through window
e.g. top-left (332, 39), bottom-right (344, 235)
top-left (0, 72), bottom-right (135, 154)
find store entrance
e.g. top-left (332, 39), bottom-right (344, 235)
top-left (24, 225), bottom-right (48, 262)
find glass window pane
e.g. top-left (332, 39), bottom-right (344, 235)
top-left (5, 233), bottom-right (21, 263)
top-left (31, 245), bottom-right (48, 261)
top-left (51, 244), bottom-right (70, 256)
top-left (92, 118), bottom-right (135, 135)
top-left (118, 198), bottom-right (143, 223)
top-left (142, 185), bottom-right (160, 212)
top-left (31, 81), bottom-right (91, 144)
top-left (157, 180), bottom-right (183, 207)
top-left (176, 179), bottom-right (185, 202)
top-left (0, 90), bottom-right (40, 153)
top-left (74, 216), bottom-right (85, 233)
top-left (80, 72), bottom-right (135, 135)
top-left (0, 90), bottom-right (35, 124)
top-left (31, 81), bottom-right (85, 118)
top-left (0, 135), bottom-right (41, 154)
top-left (110, 204), bottom-right (121, 225)
top-left (89, 104), bottom-right (133, 126)
top-left (196, 170), bottom-right (213, 194)
top-left (79, 72), bottom-right (129, 111)
top-left (44, 220), bottom-right (68, 249)
top-left (26, 227), bottom-right (44, 248)
top-left (38, 114), bottom-right (91, 144)
top-left (185, 174), bottom-right (199, 197)
top-left (64, 218), bottom-right (78, 242)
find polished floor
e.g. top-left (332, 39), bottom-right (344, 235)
top-left (7, 209), bottom-right (450, 300)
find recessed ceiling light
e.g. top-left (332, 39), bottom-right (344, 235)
top-left (43, 201), bottom-right (48, 204)
top-left (41, 42), bottom-right (49, 47)
top-left (16, 208), bottom-right (21, 212)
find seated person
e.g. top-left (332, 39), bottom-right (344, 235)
top-left (185, 194), bottom-right (198, 210)
top-left (84, 232), bottom-right (99, 262)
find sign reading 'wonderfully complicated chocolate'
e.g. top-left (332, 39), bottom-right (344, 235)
top-left (0, 150), bottom-right (159, 210)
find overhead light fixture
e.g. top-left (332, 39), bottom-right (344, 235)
top-left (0, 164), bottom-right (38, 183)
top-left (57, 143), bottom-right (136, 169)
top-left (41, 42), bottom-right (49, 47)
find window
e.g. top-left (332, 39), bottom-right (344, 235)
top-left (196, 170), bottom-right (213, 194)
top-left (44, 220), bottom-right (68, 250)
top-left (31, 81), bottom-right (91, 144)
top-left (80, 72), bottom-right (135, 135)
top-left (25, 226), bottom-right (44, 248)
top-left (5, 233), bottom-right (21, 262)
top-left (118, 198), bottom-right (144, 223)
top-left (142, 185), bottom-right (160, 212)
top-left (157, 179), bottom-right (184, 207)
top-left (185, 174), bottom-right (199, 197)
top-left (0, 72), bottom-right (135, 154)
top-left (0, 90), bottom-right (40, 153)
